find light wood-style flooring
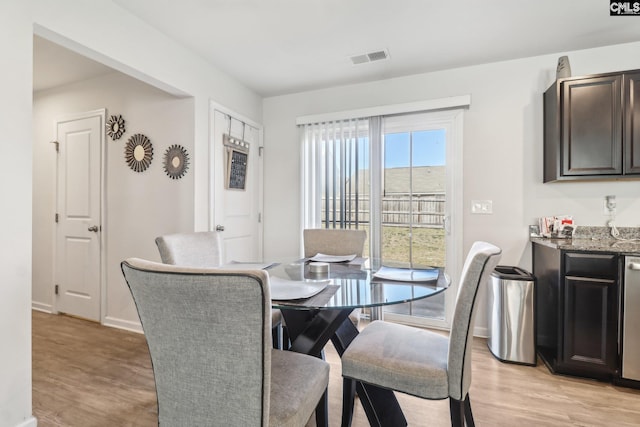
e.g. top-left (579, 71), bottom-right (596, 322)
top-left (32, 311), bottom-right (640, 426)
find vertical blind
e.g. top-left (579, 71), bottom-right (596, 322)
top-left (301, 118), bottom-right (371, 230)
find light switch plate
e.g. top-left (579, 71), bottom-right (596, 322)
top-left (471, 200), bottom-right (493, 214)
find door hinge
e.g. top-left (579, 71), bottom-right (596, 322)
top-left (259, 146), bottom-right (264, 157)
top-left (50, 140), bottom-right (59, 152)
top-left (258, 212), bottom-right (262, 223)
top-left (55, 213), bottom-right (59, 223)
top-left (55, 284), bottom-right (59, 295)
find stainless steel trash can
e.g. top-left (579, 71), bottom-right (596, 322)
top-left (487, 266), bottom-right (536, 365)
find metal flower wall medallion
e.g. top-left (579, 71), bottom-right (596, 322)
top-left (163, 144), bottom-right (189, 179)
top-left (106, 114), bottom-right (126, 140)
top-left (125, 134), bottom-right (153, 172)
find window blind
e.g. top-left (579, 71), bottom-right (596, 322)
top-left (301, 118), bottom-right (371, 230)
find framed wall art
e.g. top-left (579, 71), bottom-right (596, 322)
top-left (106, 114), bottom-right (126, 140)
top-left (223, 133), bottom-right (250, 190)
top-left (163, 144), bottom-right (189, 179)
top-left (125, 133), bottom-right (153, 172)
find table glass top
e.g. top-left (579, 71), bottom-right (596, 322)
top-left (266, 259), bottom-right (449, 311)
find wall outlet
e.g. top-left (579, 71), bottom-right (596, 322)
top-left (471, 200), bottom-right (493, 214)
top-left (603, 195), bottom-right (616, 215)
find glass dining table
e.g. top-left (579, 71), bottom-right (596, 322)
top-left (266, 258), bottom-right (450, 427)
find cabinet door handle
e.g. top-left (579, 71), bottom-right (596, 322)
top-left (629, 262), bottom-right (640, 271)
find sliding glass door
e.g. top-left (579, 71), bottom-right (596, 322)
top-left (301, 109), bottom-right (463, 329)
top-left (380, 114), bottom-right (448, 323)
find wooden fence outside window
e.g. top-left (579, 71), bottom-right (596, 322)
top-left (322, 192), bottom-right (445, 229)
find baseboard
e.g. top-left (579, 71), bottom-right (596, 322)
top-left (32, 308), bottom-right (143, 334)
top-left (14, 416), bottom-right (37, 427)
top-left (32, 302), bottom-right (53, 313)
top-left (102, 316), bottom-right (143, 334)
top-left (475, 326), bottom-right (488, 338)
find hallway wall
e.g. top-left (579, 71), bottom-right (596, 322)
top-left (33, 72), bottom-right (194, 329)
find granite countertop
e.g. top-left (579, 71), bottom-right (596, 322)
top-left (530, 226), bottom-right (640, 254)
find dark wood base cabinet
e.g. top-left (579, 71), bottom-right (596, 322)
top-left (533, 243), bottom-right (619, 381)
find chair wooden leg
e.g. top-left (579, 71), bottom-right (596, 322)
top-left (272, 323), bottom-right (282, 349)
top-left (281, 324), bottom-right (290, 350)
top-left (315, 389), bottom-right (328, 427)
top-left (449, 398), bottom-right (464, 427)
top-left (272, 323), bottom-right (291, 350)
top-left (450, 395), bottom-right (474, 427)
top-left (342, 378), bottom-right (356, 427)
top-left (463, 394), bottom-right (475, 427)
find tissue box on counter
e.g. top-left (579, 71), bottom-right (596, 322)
top-left (539, 215), bottom-right (575, 238)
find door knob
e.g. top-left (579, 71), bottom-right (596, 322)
top-left (88, 225), bottom-right (99, 232)
top-left (215, 225), bottom-right (225, 232)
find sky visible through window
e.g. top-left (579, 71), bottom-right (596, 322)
top-left (348, 129), bottom-right (445, 171)
top-left (385, 129), bottom-right (446, 168)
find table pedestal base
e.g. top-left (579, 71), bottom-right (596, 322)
top-left (281, 309), bottom-right (407, 427)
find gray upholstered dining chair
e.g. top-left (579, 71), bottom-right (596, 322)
top-left (303, 228), bottom-right (367, 258)
top-left (155, 231), bottom-right (223, 267)
top-left (302, 228), bottom-right (367, 327)
top-left (155, 231), bottom-right (285, 348)
top-left (303, 228), bottom-right (367, 327)
top-left (341, 241), bottom-right (502, 427)
top-left (121, 258), bottom-right (329, 427)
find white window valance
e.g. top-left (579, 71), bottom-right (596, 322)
top-left (295, 95), bottom-right (471, 126)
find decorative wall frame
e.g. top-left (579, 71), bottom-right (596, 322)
top-left (163, 144), bottom-right (189, 179)
top-left (223, 133), bottom-right (250, 190)
top-left (106, 114), bottom-right (126, 140)
top-left (125, 133), bottom-right (153, 172)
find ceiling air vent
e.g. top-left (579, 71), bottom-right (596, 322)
top-left (350, 49), bottom-right (390, 65)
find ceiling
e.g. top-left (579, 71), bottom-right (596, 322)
top-left (35, 0), bottom-right (640, 97)
top-left (33, 36), bottom-right (115, 92)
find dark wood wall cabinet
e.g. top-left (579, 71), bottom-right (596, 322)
top-left (533, 243), bottom-right (619, 381)
top-left (544, 69), bottom-right (640, 182)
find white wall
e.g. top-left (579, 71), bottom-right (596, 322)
top-left (0, 1), bottom-right (35, 425)
top-left (33, 72), bottom-right (194, 329)
top-left (262, 41), bottom-right (640, 334)
top-left (3, 1), bottom-right (263, 425)
top-left (32, 0), bottom-right (263, 231)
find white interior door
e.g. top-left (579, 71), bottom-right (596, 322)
top-left (211, 108), bottom-right (263, 263)
top-left (54, 110), bottom-right (104, 321)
